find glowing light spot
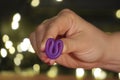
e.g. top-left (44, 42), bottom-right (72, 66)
top-left (116, 9), bottom-right (120, 19)
top-left (92, 68), bottom-right (107, 79)
top-left (31, 0), bottom-right (40, 7)
top-left (76, 68), bottom-right (85, 79)
top-left (23, 38), bottom-right (31, 46)
top-left (14, 57), bottom-right (21, 66)
top-left (20, 43), bottom-right (28, 52)
top-left (11, 13), bottom-right (21, 30)
top-left (20, 42), bottom-right (27, 52)
top-left (28, 44), bottom-right (35, 53)
top-left (16, 53), bottom-right (24, 60)
top-left (17, 44), bottom-right (22, 52)
top-left (5, 40), bottom-right (13, 49)
top-left (9, 46), bottom-right (15, 54)
top-left (17, 38), bottom-right (32, 52)
top-left (47, 66), bottom-right (58, 78)
top-left (56, 0), bottom-right (63, 2)
top-left (33, 64), bottom-right (40, 72)
top-left (11, 21), bottom-right (19, 30)
top-left (53, 63), bottom-right (57, 66)
top-left (118, 73), bottom-right (120, 79)
top-left (19, 38), bottom-right (31, 52)
top-left (14, 53), bottom-right (24, 66)
top-left (0, 48), bottom-right (7, 58)
top-left (13, 13), bottom-right (21, 22)
top-left (2, 34), bottom-right (9, 43)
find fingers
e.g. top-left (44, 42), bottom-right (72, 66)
top-left (29, 32), bottom-right (51, 63)
top-left (29, 9), bottom-right (79, 64)
top-left (38, 11), bottom-right (75, 51)
top-left (61, 38), bottom-right (77, 54)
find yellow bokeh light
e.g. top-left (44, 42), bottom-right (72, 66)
top-left (116, 9), bottom-right (120, 19)
top-left (47, 66), bottom-right (58, 78)
top-left (33, 64), bottom-right (40, 72)
top-left (31, 0), bottom-right (40, 7)
top-left (14, 53), bottom-right (24, 66)
top-left (2, 34), bottom-right (9, 43)
top-left (5, 40), bottom-right (13, 49)
top-left (76, 68), bottom-right (85, 79)
top-left (56, 0), bottom-right (63, 2)
top-left (14, 57), bottom-right (21, 66)
top-left (23, 38), bottom-right (30, 46)
top-left (17, 38), bottom-right (32, 53)
top-left (9, 46), bottom-right (15, 54)
top-left (11, 21), bottom-right (19, 30)
top-left (20, 42), bottom-right (28, 51)
top-left (28, 44), bottom-right (35, 53)
top-left (18, 38), bottom-right (31, 52)
top-left (17, 44), bottom-right (22, 52)
top-left (0, 48), bottom-right (8, 58)
top-left (92, 68), bottom-right (107, 79)
top-left (118, 73), bottom-right (120, 79)
top-left (13, 13), bottom-right (21, 22)
top-left (11, 13), bottom-right (21, 30)
top-left (16, 53), bottom-right (24, 60)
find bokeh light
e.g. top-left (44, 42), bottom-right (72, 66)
top-left (17, 43), bottom-right (22, 52)
top-left (28, 44), bottom-right (35, 53)
top-left (5, 40), bottom-right (13, 49)
top-left (13, 13), bottom-right (21, 22)
top-left (14, 53), bottom-right (24, 66)
top-left (11, 13), bottom-right (21, 30)
top-left (0, 48), bottom-right (8, 58)
top-left (47, 66), bottom-right (58, 78)
top-left (9, 46), bottom-right (15, 54)
top-left (14, 57), bottom-right (21, 66)
top-left (92, 68), bottom-right (107, 80)
top-left (33, 64), bottom-right (40, 72)
top-left (56, 0), bottom-right (63, 2)
top-left (18, 38), bottom-right (31, 52)
top-left (11, 21), bottom-right (19, 30)
top-left (31, 0), bottom-right (40, 7)
top-left (76, 68), bottom-right (85, 79)
top-left (116, 9), bottom-right (120, 19)
top-left (2, 34), bottom-right (9, 43)
top-left (118, 73), bottom-right (120, 79)
top-left (19, 42), bottom-right (28, 52)
top-left (16, 53), bottom-right (24, 60)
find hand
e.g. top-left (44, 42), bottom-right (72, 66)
top-left (30, 9), bottom-right (109, 69)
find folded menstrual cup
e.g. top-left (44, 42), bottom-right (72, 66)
top-left (45, 38), bottom-right (63, 59)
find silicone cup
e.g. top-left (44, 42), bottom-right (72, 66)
top-left (45, 38), bottom-right (63, 59)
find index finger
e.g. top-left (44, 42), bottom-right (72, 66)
top-left (39, 10), bottom-right (74, 51)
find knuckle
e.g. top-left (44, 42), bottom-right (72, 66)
top-left (60, 9), bottom-right (72, 14)
top-left (59, 9), bottom-right (75, 17)
top-left (35, 24), bottom-right (44, 33)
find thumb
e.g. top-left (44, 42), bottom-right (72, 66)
top-left (61, 38), bottom-right (76, 54)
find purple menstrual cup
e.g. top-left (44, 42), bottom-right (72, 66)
top-left (45, 38), bottom-right (63, 59)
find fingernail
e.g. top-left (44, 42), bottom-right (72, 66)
top-left (40, 42), bottom-right (45, 51)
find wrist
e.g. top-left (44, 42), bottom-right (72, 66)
top-left (100, 32), bottom-right (120, 72)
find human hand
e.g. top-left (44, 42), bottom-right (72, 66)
top-left (30, 9), bottom-right (109, 69)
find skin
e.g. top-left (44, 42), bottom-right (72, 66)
top-left (30, 9), bottom-right (120, 72)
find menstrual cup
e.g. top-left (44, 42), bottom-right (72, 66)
top-left (45, 38), bottom-right (63, 59)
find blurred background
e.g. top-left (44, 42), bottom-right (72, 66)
top-left (0, 0), bottom-right (120, 80)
